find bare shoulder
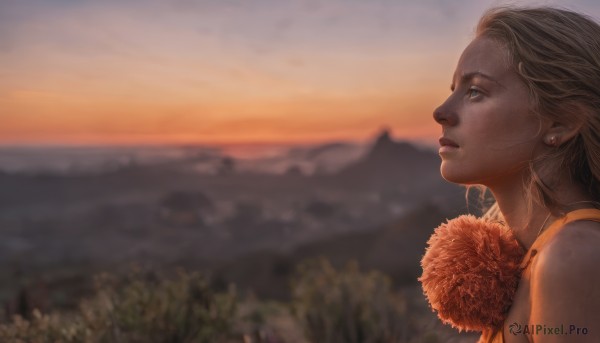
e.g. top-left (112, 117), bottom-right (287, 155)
top-left (538, 220), bottom-right (600, 271)
top-left (533, 220), bottom-right (600, 282)
top-left (528, 220), bottom-right (600, 340)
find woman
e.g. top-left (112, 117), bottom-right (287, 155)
top-left (433, 7), bottom-right (600, 343)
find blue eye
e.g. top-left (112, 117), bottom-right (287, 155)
top-left (468, 87), bottom-right (482, 98)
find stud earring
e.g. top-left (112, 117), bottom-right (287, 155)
top-left (548, 135), bottom-right (558, 146)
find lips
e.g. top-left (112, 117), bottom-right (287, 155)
top-left (439, 137), bottom-right (459, 147)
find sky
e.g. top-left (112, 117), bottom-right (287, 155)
top-left (2, 0), bottom-right (600, 147)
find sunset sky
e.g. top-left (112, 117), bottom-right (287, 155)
top-left (2, 0), bottom-right (600, 147)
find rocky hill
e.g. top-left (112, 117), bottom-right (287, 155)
top-left (328, 129), bottom-right (441, 189)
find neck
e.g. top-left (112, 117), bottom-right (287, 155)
top-left (489, 182), bottom-right (547, 250)
top-left (488, 175), bottom-right (594, 250)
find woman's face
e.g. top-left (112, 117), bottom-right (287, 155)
top-left (433, 36), bottom-right (544, 188)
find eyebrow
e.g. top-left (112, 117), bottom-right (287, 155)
top-left (450, 71), bottom-right (505, 91)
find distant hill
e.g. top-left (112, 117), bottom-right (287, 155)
top-left (286, 142), bottom-right (355, 160)
top-left (212, 203), bottom-right (447, 300)
top-left (321, 129), bottom-right (449, 192)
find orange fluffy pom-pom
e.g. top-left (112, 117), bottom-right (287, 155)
top-left (419, 215), bottom-right (525, 332)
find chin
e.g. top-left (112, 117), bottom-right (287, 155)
top-left (440, 163), bottom-right (477, 185)
top-left (441, 174), bottom-right (469, 185)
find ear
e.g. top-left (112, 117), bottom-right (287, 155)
top-left (542, 119), bottom-right (583, 147)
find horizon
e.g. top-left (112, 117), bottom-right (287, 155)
top-left (0, 129), bottom-right (439, 170)
top-left (0, 127), bottom-right (439, 150)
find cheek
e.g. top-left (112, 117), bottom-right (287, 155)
top-left (470, 100), bottom-right (538, 151)
top-left (489, 116), bottom-right (540, 156)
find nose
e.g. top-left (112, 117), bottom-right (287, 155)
top-left (433, 99), bottom-right (458, 126)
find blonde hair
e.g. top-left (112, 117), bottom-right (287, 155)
top-left (476, 7), bottom-right (600, 216)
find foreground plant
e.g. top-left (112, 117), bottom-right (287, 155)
top-left (0, 269), bottom-right (237, 343)
top-left (291, 258), bottom-right (408, 343)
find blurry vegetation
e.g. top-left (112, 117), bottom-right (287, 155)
top-left (0, 261), bottom-right (463, 343)
top-left (291, 258), bottom-right (408, 343)
top-left (0, 269), bottom-right (237, 342)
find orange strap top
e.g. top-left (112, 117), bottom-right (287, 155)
top-left (483, 208), bottom-right (600, 343)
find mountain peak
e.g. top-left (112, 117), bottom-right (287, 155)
top-left (330, 127), bottom-right (442, 189)
top-left (367, 128), bottom-right (413, 160)
top-left (373, 128), bottom-right (393, 147)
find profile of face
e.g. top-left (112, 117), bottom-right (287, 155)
top-left (433, 36), bottom-right (544, 188)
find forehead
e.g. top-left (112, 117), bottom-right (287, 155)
top-left (454, 37), bottom-right (512, 81)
